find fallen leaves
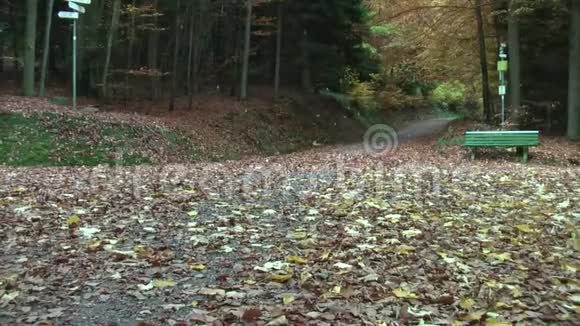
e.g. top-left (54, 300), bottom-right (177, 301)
top-left (392, 288), bottom-right (418, 299)
top-left (67, 215), bottom-right (80, 226)
top-left (286, 255), bottom-right (308, 265)
top-left (0, 151), bottom-right (578, 325)
top-left (271, 274), bottom-right (293, 283)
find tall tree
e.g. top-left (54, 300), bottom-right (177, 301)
top-left (148, 0), bottom-right (161, 101)
top-left (508, 0), bottom-right (521, 124)
top-left (39, 0), bottom-right (55, 97)
top-left (186, 1), bottom-right (196, 109)
top-left (474, 0), bottom-right (491, 123)
top-left (274, 1), bottom-right (283, 98)
top-left (240, 0), bottom-right (252, 100)
top-left (102, 0), bottom-right (122, 99)
top-left (23, 0), bottom-right (38, 97)
top-left (169, 0), bottom-right (182, 111)
top-left (568, 0), bottom-right (580, 140)
top-left (301, 28), bottom-right (312, 91)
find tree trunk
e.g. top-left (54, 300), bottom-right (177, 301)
top-left (102, 0), bottom-right (121, 100)
top-left (568, 0), bottom-right (580, 140)
top-left (274, 2), bottom-right (283, 99)
top-left (508, 0), bottom-right (521, 125)
top-left (187, 2), bottom-right (195, 109)
top-left (301, 28), bottom-right (312, 92)
top-left (86, 0), bottom-right (104, 97)
top-left (169, 0), bottom-right (181, 111)
top-left (240, 0), bottom-right (252, 100)
top-left (474, 0), bottom-right (491, 124)
top-left (23, 0), bottom-right (38, 97)
top-left (126, 0), bottom-right (137, 104)
top-left (39, 0), bottom-right (55, 97)
top-left (148, 0), bottom-right (161, 101)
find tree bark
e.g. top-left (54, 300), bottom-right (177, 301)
top-left (148, 0), bottom-right (161, 101)
top-left (508, 0), bottom-right (521, 125)
top-left (187, 1), bottom-right (196, 109)
top-left (169, 0), bottom-right (182, 111)
top-left (274, 2), bottom-right (283, 99)
top-left (39, 0), bottom-right (55, 97)
top-left (568, 0), bottom-right (580, 140)
top-left (102, 0), bottom-right (122, 100)
top-left (474, 0), bottom-right (491, 124)
top-left (23, 0), bottom-right (38, 97)
top-left (240, 0), bottom-right (252, 100)
top-left (301, 28), bottom-right (312, 92)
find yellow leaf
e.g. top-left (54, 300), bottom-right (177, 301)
top-left (187, 210), bottom-right (199, 217)
top-left (153, 279), bottom-right (176, 288)
top-left (320, 251), bottom-right (331, 260)
top-left (515, 224), bottom-right (532, 233)
top-left (459, 298), bottom-right (476, 310)
top-left (489, 252), bottom-right (511, 262)
top-left (87, 241), bottom-right (103, 251)
top-left (190, 263), bottom-right (206, 271)
top-left (68, 215), bottom-right (80, 226)
top-left (396, 244), bottom-right (415, 255)
top-left (300, 271), bottom-right (312, 283)
top-left (511, 287), bottom-right (522, 298)
top-left (495, 302), bottom-right (510, 309)
top-left (181, 189), bottom-right (197, 194)
top-left (282, 294), bottom-right (295, 305)
top-left (487, 318), bottom-right (511, 326)
top-left (271, 274), bottom-right (292, 283)
top-left (287, 256), bottom-right (308, 265)
top-left (191, 300), bottom-right (198, 307)
top-left (461, 310), bottom-right (486, 321)
top-left (392, 288), bottom-right (418, 299)
top-left (289, 232), bottom-right (307, 240)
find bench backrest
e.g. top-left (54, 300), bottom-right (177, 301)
top-left (464, 131), bottom-right (539, 147)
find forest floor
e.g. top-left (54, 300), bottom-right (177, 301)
top-left (0, 94), bottom-right (579, 325)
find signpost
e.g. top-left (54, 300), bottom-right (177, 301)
top-left (58, 0), bottom-right (91, 110)
top-left (498, 43), bottom-right (509, 126)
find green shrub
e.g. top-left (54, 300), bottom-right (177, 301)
top-left (431, 81), bottom-right (467, 110)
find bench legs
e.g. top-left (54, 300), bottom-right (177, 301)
top-left (517, 147), bottom-right (529, 163)
top-left (470, 148), bottom-right (476, 161)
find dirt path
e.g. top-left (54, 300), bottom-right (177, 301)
top-left (336, 118), bottom-right (455, 154)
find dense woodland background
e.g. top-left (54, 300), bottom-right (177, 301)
top-left (0, 0), bottom-right (579, 139)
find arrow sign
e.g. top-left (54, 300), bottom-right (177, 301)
top-left (58, 11), bottom-right (79, 19)
top-left (68, 1), bottom-right (86, 14)
top-left (66, 0), bottom-right (92, 4)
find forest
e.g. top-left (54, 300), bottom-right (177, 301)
top-left (0, 0), bottom-right (578, 139)
top-left (0, 1), bottom-right (579, 325)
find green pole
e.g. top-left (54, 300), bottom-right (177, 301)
top-left (73, 19), bottom-right (77, 110)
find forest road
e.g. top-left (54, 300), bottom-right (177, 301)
top-left (337, 117), bottom-right (457, 154)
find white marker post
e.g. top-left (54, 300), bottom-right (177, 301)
top-left (59, 0), bottom-right (90, 110)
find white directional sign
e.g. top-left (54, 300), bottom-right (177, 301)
top-left (68, 2), bottom-right (86, 14)
top-left (66, 0), bottom-right (92, 4)
top-left (58, 11), bottom-right (79, 19)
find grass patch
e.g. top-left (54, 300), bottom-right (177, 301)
top-left (0, 112), bottom-right (197, 167)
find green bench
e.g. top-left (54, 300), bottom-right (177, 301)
top-left (464, 130), bottom-right (540, 162)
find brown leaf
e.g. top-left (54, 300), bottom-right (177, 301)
top-left (242, 308), bottom-right (262, 322)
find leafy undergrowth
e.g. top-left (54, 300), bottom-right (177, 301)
top-left (0, 111), bottom-right (197, 166)
top-left (0, 156), bottom-right (578, 324)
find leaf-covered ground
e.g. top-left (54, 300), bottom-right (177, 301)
top-left (1, 148), bottom-right (578, 325)
top-left (0, 111), bottom-right (197, 166)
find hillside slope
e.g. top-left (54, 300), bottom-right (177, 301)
top-left (0, 93), bottom-right (365, 165)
